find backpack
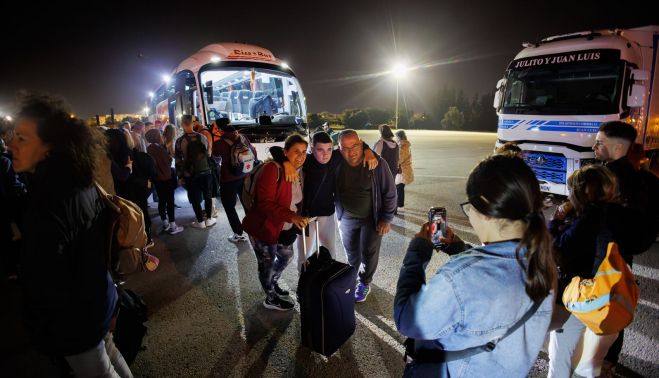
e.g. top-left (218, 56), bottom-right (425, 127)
top-left (562, 240), bottom-right (639, 335)
top-left (184, 134), bottom-right (210, 176)
top-left (224, 134), bottom-right (256, 176)
top-left (241, 161), bottom-right (280, 213)
top-left (113, 287), bottom-right (148, 366)
top-left (95, 183), bottom-right (156, 280)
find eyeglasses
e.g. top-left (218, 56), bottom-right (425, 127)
top-left (460, 201), bottom-right (473, 217)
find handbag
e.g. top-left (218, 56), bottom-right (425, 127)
top-left (278, 226), bottom-right (299, 246)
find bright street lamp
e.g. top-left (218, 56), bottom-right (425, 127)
top-left (148, 91), bottom-right (154, 98)
top-left (391, 62), bottom-right (408, 128)
top-left (162, 74), bottom-right (171, 83)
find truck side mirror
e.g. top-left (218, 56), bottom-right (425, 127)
top-left (626, 69), bottom-right (649, 108)
top-left (493, 78), bottom-right (506, 109)
top-left (627, 84), bottom-right (645, 107)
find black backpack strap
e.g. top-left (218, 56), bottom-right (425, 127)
top-left (437, 299), bottom-right (542, 362)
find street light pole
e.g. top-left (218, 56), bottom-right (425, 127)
top-left (395, 78), bottom-right (399, 129)
top-left (392, 62), bottom-right (407, 129)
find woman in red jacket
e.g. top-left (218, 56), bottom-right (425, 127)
top-left (242, 134), bottom-right (309, 311)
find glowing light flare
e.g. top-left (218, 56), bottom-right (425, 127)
top-left (148, 92), bottom-right (154, 98)
top-left (162, 74), bottom-right (171, 83)
top-left (210, 56), bottom-right (221, 63)
top-left (391, 62), bottom-right (409, 78)
top-left (281, 62), bottom-right (290, 69)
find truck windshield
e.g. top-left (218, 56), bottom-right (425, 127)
top-left (200, 67), bottom-right (307, 126)
top-left (502, 61), bottom-right (623, 115)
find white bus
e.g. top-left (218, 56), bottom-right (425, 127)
top-left (149, 42), bottom-right (308, 157)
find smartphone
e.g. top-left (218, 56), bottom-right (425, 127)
top-left (428, 207), bottom-right (447, 248)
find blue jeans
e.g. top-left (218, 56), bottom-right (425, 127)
top-left (338, 213), bottom-right (382, 285)
top-left (249, 236), bottom-right (294, 298)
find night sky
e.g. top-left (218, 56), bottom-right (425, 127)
top-left (1, 1), bottom-right (656, 118)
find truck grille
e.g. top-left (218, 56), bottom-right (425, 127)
top-left (523, 152), bottom-right (566, 184)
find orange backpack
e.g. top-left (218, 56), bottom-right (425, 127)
top-left (562, 241), bottom-right (639, 335)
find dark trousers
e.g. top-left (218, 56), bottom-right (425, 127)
top-left (154, 180), bottom-right (175, 222)
top-left (396, 183), bottom-right (405, 207)
top-left (134, 193), bottom-right (152, 240)
top-left (249, 236), bottom-right (294, 298)
top-left (220, 178), bottom-right (245, 235)
top-left (187, 173), bottom-right (213, 222)
top-left (338, 213), bottom-right (382, 285)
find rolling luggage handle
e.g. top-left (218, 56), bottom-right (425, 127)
top-left (301, 217), bottom-right (320, 272)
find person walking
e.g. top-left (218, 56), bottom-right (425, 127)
top-left (175, 115), bottom-right (216, 229)
top-left (336, 129), bottom-right (397, 302)
top-left (9, 94), bottom-right (132, 377)
top-left (373, 124), bottom-right (399, 178)
top-left (145, 129), bottom-right (183, 235)
top-left (216, 119), bottom-right (256, 242)
top-left (394, 129), bottom-right (414, 212)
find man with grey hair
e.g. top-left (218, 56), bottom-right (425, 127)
top-left (335, 129), bottom-right (396, 302)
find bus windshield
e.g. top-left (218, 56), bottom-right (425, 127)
top-left (502, 61), bottom-right (624, 115)
top-left (200, 67), bottom-right (307, 126)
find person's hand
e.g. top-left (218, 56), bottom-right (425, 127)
top-left (377, 221), bottom-right (391, 235)
top-left (126, 156), bottom-right (133, 171)
top-left (439, 226), bottom-right (456, 245)
top-left (415, 223), bottom-right (432, 241)
top-left (363, 147), bottom-right (379, 170)
top-left (9, 222), bottom-right (22, 241)
top-left (283, 161), bottom-right (299, 183)
top-left (291, 215), bottom-right (309, 230)
top-left (552, 201), bottom-right (574, 221)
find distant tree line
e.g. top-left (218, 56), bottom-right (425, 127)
top-left (307, 86), bottom-right (498, 131)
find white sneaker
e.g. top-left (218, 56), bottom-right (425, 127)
top-left (191, 221), bottom-right (206, 229)
top-left (168, 223), bottom-right (184, 235)
top-left (228, 233), bottom-right (248, 242)
top-left (205, 218), bottom-right (217, 227)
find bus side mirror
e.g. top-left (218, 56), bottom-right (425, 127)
top-left (493, 78), bottom-right (505, 109)
top-left (204, 81), bottom-right (214, 105)
top-left (626, 69), bottom-right (649, 108)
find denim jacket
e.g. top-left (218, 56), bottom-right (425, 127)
top-left (394, 238), bottom-right (554, 377)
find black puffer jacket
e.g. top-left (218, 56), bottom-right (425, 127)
top-left (20, 158), bottom-right (117, 356)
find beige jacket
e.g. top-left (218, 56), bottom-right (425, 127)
top-left (397, 140), bottom-right (414, 185)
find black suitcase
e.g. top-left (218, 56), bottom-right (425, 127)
top-left (298, 219), bottom-right (356, 356)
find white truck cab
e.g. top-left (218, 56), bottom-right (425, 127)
top-left (493, 26), bottom-right (659, 195)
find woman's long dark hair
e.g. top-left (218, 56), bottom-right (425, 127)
top-left (18, 94), bottom-right (105, 189)
top-left (466, 155), bottom-right (555, 301)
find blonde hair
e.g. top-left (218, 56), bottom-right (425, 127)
top-left (567, 164), bottom-right (618, 212)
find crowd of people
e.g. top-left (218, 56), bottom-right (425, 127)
top-left (1, 93), bottom-right (657, 378)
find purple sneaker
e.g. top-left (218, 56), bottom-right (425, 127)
top-left (355, 282), bottom-right (370, 303)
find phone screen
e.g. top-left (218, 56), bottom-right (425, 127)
top-left (429, 207), bottom-right (447, 247)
